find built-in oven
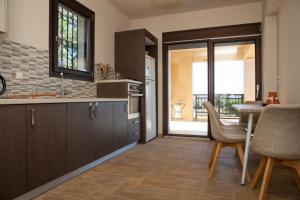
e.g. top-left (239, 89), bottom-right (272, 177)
top-left (128, 83), bottom-right (143, 119)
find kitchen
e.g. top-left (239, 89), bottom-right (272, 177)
top-left (0, 0), bottom-right (300, 200)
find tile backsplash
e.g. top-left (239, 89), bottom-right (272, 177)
top-left (0, 39), bottom-right (102, 98)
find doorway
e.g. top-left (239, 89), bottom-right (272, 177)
top-left (163, 23), bottom-right (262, 138)
top-left (168, 43), bottom-right (208, 137)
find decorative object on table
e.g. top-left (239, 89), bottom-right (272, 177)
top-left (266, 91), bottom-right (280, 104)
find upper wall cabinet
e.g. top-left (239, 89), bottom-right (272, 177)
top-left (0, 0), bottom-right (7, 33)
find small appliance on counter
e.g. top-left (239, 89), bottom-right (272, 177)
top-left (0, 74), bottom-right (6, 96)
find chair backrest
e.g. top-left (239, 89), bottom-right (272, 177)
top-left (203, 101), bottom-right (224, 141)
top-left (251, 104), bottom-right (300, 160)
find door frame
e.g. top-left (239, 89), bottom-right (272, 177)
top-left (162, 23), bottom-right (262, 139)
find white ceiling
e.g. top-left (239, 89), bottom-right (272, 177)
top-left (109, 0), bottom-right (262, 19)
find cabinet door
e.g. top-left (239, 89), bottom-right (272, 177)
top-left (67, 103), bottom-right (94, 171)
top-left (112, 102), bottom-right (128, 150)
top-left (128, 117), bottom-right (141, 144)
top-left (26, 104), bottom-right (67, 190)
top-left (93, 102), bottom-right (113, 159)
top-left (0, 105), bottom-right (27, 200)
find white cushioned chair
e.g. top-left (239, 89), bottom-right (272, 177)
top-left (250, 104), bottom-right (300, 200)
top-left (203, 101), bottom-right (250, 180)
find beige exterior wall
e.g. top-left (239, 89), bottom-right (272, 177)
top-left (170, 51), bottom-right (193, 121)
top-left (244, 58), bottom-right (256, 102)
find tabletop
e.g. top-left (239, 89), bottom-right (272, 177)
top-left (232, 104), bottom-right (265, 113)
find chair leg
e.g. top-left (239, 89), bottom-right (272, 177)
top-left (235, 143), bottom-right (251, 182)
top-left (258, 157), bottom-right (275, 200)
top-left (208, 141), bottom-right (218, 168)
top-left (251, 157), bottom-right (267, 189)
top-left (293, 169), bottom-right (300, 191)
top-left (209, 141), bottom-right (222, 179)
top-left (281, 161), bottom-right (300, 191)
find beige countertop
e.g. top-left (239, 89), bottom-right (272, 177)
top-left (96, 79), bottom-right (143, 85)
top-left (0, 98), bottom-right (128, 105)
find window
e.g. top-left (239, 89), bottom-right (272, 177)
top-left (50, 0), bottom-right (95, 81)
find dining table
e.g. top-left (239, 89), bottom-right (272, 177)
top-left (232, 104), bottom-right (265, 185)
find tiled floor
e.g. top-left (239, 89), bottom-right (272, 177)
top-left (35, 138), bottom-right (300, 200)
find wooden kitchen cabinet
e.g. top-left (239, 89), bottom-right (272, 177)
top-left (128, 117), bottom-right (141, 144)
top-left (67, 102), bottom-right (95, 171)
top-left (0, 101), bottom-right (131, 199)
top-left (115, 29), bottom-right (158, 143)
top-left (26, 104), bottom-right (67, 190)
top-left (112, 102), bottom-right (128, 150)
top-left (0, 105), bottom-right (27, 200)
top-left (67, 102), bottom-right (113, 171)
top-left (93, 102), bottom-right (113, 158)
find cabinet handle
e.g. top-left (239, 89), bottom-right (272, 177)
top-left (89, 103), bottom-right (95, 119)
top-left (94, 103), bottom-right (99, 119)
top-left (31, 108), bottom-right (35, 127)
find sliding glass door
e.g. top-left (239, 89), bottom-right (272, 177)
top-left (166, 39), bottom-right (260, 137)
top-left (168, 42), bottom-right (209, 137)
top-left (213, 41), bottom-right (257, 124)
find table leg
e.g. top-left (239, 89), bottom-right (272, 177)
top-left (241, 112), bottom-right (253, 185)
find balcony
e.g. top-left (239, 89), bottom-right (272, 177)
top-left (193, 93), bottom-right (244, 120)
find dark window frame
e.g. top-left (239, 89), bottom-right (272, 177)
top-left (49, 0), bottom-right (95, 81)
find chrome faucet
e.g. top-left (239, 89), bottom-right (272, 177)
top-left (60, 72), bottom-right (64, 98)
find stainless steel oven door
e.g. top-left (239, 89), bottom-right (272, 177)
top-left (128, 93), bottom-right (142, 119)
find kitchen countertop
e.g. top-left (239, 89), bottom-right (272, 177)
top-left (97, 79), bottom-right (143, 85)
top-left (0, 98), bottom-right (128, 105)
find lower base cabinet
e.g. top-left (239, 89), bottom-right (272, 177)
top-left (0, 105), bottom-right (27, 200)
top-left (67, 103), bottom-right (96, 171)
top-left (0, 101), bottom-right (130, 199)
top-left (67, 102), bottom-right (113, 171)
top-left (26, 104), bottom-right (67, 190)
top-left (112, 102), bottom-right (128, 150)
top-left (128, 117), bottom-right (141, 144)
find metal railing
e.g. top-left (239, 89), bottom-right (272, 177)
top-left (193, 94), bottom-right (244, 120)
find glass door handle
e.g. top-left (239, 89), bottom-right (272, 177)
top-left (256, 84), bottom-right (260, 99)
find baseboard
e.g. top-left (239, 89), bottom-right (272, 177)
top-left (15, 142), bottom-right (138, 200)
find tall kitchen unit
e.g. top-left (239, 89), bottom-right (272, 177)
top-left (115, 29), bottom-right (158, 143)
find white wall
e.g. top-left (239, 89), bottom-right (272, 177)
top-left (131, 2), bottom-right (263, 134)
top-left (277, 0), bottom-right (300, 103)
top-left (262, 15), bottom-right (278, 98)
top-left (0, 0), bottom-right (131, 67)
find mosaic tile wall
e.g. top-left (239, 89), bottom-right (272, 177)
top-left (0, 39), bottom-right (111, 98)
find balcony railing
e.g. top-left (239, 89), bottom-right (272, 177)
top-left (193, 94), bottom-right (244, 120)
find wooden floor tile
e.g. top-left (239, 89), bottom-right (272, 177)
top-left (34, 138), bottom-right (300, 200)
